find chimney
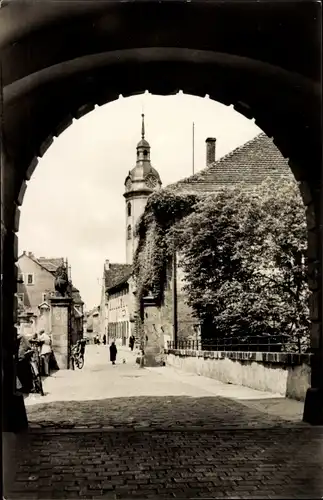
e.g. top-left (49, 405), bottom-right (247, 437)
top-left (104, 259), bottom-right (110, 271)
top-left (206, 138), bottom-right (216, 166)
top-left (28, 252), bottom-right (34, 258)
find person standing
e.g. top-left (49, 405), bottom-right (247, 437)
top-left (17, 333), bottom-right (33, 393)
top-left (109, 341), bottom-right (117, 365)
top-left (103, 334), bottom-right (107, 345)
top-left (39, 330), bottom-right (52, 376)
top-left (129, 335), bottom-right (135, 352)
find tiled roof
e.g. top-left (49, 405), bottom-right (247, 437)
top-left (107, 271), bottom-right (133, 293)
top-left (72, 287), bottom-right (84, 305)
top-left (168, 133), bottom-right (292, 194)
top-left (37, 257), bottom-right (65, 273)
top-left (105, 264), bottom-right (132, 291)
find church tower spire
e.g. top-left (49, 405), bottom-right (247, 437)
top-left (141, 113), bottom-right (145, 139)
top-left (124, 115), bottom-right (162, 264)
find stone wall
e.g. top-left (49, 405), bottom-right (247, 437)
top-left (143, 300), bottom-right (168, 366)
top-left (142, 258), bottom-right (198, 347)
top-left (166, 349), bottom-right (312, 401)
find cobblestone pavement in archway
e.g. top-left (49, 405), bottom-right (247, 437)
top-left (4, 345), bottom-right (323, 499)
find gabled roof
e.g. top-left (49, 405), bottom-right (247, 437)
top-left (18, 252), bottom-right (65, 275)
top-left (37, 257), bottom-right (65, 273)
top-left (38, 301), bottom-right (50, 309)
top-left (168, 133), bottom-right (292, 194)
top-left (104, 264), bottom-right (132, 291)
top-left (107, 270), bottom-right (133, 294)
top-left (71, 287), bottom-right (84, 305)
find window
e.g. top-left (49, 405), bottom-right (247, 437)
top-left (27, 273), bottom-right (34, 285)
top-left (127, 225), bottom-right (132, 240)
top-left (18, 273), bottom-right (24, 283)
top-left (127, 202), bottom-right (131, 217)
top-left (17, 293), bottom-right (24, 303)
top-left (143, 150), bottom-right (148, 157)
top-left (42, 293), bottom-right (47, 302)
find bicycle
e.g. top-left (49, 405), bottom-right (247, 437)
top-left (70, 339), bottom-right (86, 370)
top-left (26, 342), bottom-right (44, 396)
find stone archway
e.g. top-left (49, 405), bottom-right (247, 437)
top-left (1, 0), bottom-right (321, 431)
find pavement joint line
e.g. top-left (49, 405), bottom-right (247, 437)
top-left (25, 424), bottom-right (321, 434)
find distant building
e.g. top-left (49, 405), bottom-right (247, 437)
top-left (70, 287), bottom-right (84, 344)
top-left (16, 251), bottom-right (84, 340)
top-left (86, 306), bottom-right (100, 342)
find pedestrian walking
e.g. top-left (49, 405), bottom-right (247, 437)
top-left (109, 341), bottom-right (117, 365)
top-left (39, 330), bottom-right (52, 376)
top-left (129, 335), bottom-right (135, 352)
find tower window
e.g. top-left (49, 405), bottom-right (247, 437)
top-left (127, 203), bottom-right (131, 217)
top-left (127, 225), bottom-right (132, 240)
top-left (143, 150), bottom-right (148, 157)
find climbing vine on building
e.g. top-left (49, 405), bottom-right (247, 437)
top-left (134, 178), bottom-right (309, 350)
top-left (133, 189), bottom-right (199, 302)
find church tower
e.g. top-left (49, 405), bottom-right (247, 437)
top-left (124, 114), bottom-right (162, 264)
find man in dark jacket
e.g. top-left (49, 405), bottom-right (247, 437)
top-left (109, 341), bottom-right (117, 365)
top-left (129, 335), bottom-right (135, 351)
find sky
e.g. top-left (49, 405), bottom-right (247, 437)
top-left (18, 92), bottom-right (261, 310)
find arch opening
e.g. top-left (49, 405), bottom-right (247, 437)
top-left (1, 2), bottom-right (322, 434)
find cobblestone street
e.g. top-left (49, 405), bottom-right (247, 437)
top-left (4, 345), bottom-right (323, 499)
top-left (24, 345), bottom-right (306, 429)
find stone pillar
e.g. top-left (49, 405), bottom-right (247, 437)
top-left (1, 145), bottom-right (28, 432)
top-left (303, 184), bottom-right (323, 424)
top-left (49, 296), bottom-right (72, 369)
top-left (1, 226), bottom-right (28, 432)
top-left (142, 296), bottom-right (165, 367)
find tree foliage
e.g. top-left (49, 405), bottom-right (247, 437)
top-left (168, 179), bottom-right (310, 349)
top-left (169, 181), bottom-right (309, 348)
top-left (134, 178), bottom-right (310, 351)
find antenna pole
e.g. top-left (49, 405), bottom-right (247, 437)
top-left (192, 122), bottom-right (195, 175)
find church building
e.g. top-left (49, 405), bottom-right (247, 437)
top-left (99, 115), bottom-right (162, 344)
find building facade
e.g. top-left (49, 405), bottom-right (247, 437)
top-left (137, 133), bottom-right (294, 364)
top-left (16, 251), bottom-right (84, 341)
top-left (106, 275), bottom-right (137, 346)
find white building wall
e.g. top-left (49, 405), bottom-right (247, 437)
top-left (126, 195), bottom-right (150, 265)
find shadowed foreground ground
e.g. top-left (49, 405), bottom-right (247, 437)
top-left (4, 345), bottom-right (323, 499)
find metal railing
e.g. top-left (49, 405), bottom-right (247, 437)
top-left (167, 334), bottom-right (309, 353)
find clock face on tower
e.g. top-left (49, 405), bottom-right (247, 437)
top-left (145, 174), bottom-right (158, 189)
top-left (125, 178), bottom-right (132, 191)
